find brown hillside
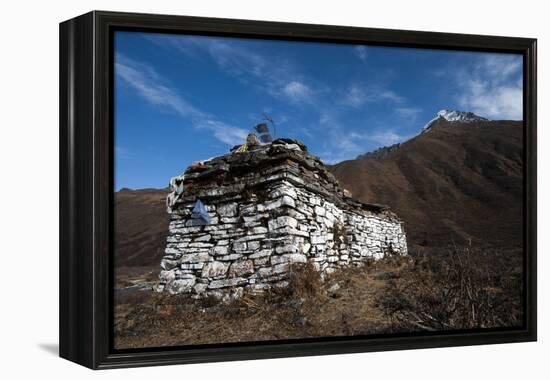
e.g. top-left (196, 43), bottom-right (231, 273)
top-left (329, 120), bottom-right (523, 250)
top-left (114, 188), bottom-right (170, 268)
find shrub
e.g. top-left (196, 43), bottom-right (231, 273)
top-left (281, 261), bottom-right (323, 298)
top-left (376, 245), bottom-right (523, 331)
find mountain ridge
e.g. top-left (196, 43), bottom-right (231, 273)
top-left (330, 118), bottom-right (523, 250)
top-left (423, 109), bottom-right (489, 133)
top-left (356, 110), bottom-right (491, 161)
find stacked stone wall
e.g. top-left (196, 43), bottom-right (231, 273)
top-left (158, 179), bottom-right (407, 300)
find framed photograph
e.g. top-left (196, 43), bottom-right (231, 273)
top-left (59, 11), bottom-right (537, 369)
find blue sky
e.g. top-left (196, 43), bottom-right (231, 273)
top-left (114, 31), bottom-right (523, 190)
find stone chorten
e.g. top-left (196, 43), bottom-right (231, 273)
top-left (157, 137), bottom-right (407, 299)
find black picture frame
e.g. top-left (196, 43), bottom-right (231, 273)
top-left (59, 10), bottom-right (537, 369)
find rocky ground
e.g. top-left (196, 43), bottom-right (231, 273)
top-left (114, 247), bottom-right (523, 349)
top-left (114, 258), bottom-right (401, 349)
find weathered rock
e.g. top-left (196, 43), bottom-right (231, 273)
top-left (160, 258), bottom-right (179, 271)
top-left (268, 216), bottom-right (298, 230)
top-left (212, 245), bottom-right (229, 256)
top-left (271, 253), bottom-right (307, 265)
top-left (201, 261), bottom-right (229, 278)
top-left (194, 234), bottom-right (212, 242)
top-left (314, 206), bottom-right (326, 216)
top-left (232, 241), bottom-right (247, 252)
top-left (179, 251), bottom-right (211, 263)
top-left (167, 277), bottom-right (196, 294)
top-left (247, 241), bottom-right (261, 251)
top-left (208, 277), bottom-right (247, 289)
top-left (228, 260), bottom-right (254, 277)
top-left (218, 202), bottom-right (238, 217)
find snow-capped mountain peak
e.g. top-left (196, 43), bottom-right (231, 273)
top-left (422, 110), bottom-right (489, 132)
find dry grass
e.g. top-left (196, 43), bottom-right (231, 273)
top-left (376, 246), bottom-right (523, 332)
top-left (114, 247), bottom-right (523, 349)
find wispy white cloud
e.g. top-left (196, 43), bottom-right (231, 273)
top-left (140, 35), bottom-right (419, 164)
top-left (316, 111), bottom-right (413, 164)
top-left (148, 34), bottom-right (417, 158)
top-left (379, 90), bottom-right (405, 104)
top-left (147, 35), bottom-right (321, 106)
top-left (354, 46), bottom-right (368, 62)
top-left (283, 81), bottom-right (314, 103)
top-left (344, 84), bottom-right (404, 108)
top-left (351, 129), bottom-right (412, 147)
top-left (395, 106), bottom-right (423, 122)
top-left (116, 56), bottom-right (202, 117)
top-left (455, 54), bottom-right (523, 120)
top-left (345, 85), bottom-right (367, 108)
top-left (196, 119), bottom-right (248, 146)
top-left (116, 54), bottom-right (248, 146)
top-left (317, 112), bottom-right (361, 163)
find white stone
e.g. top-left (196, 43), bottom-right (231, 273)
top-left (268, 216), bottom-right (298, 230)
top-left (248, 241), bottom-right (261, 251)
top-left (219, 253), bottom-right (244, 261)
top-left (280, 195), bottom-right (296, 208)
top-left (159, 270), bottom-right (175, 283)
top-left (160, 259), bottom-right (178, 270)
top-left (240, 205), bottom-right (257, 215)
top-left (220, 217), bottom-right (239, 223)
top-left (208, 277), bottom-right (246, 289)
top-left (272, 263), bottom-right (289, 274)
top-left (232, 241), bottom-right (247, 252)
top-left (285, 143), bottom-right (302, 151)
top-left (271, 253), bottom-right (307, 265)
top-left (265, 198), bottom-right (283, 210)
top-left (180, 251), bottom-right (211, 263)
top-left (218, 202), bottom-right (238, 217)
top-left (249, 249), bottom-right (272, 259)
top-left (311, 235), bottom-right (326, 245)
top-left (201, 261), bottom-right (229, 278)
top-left (212, 245), bottom-right (229, 256)
top-left (235, 234), bottom-right (266, 242)
top-left (194, 234), bottom-right (212, 242)
top-left (258, 267), bottom-right (273, 278)
top-left (168, 278), bottom-right (196, 294)
top-left (250, 226), bottom-right (268, 234)
top-left (271, 186), bottom-right (297, 199)
top-left (275, 244), bottom-right (299, 254)
top-left (243, 214), bottom-right (266, 223)
top-left (253, 257), bottom-right (269, 266)
top-left (275, 227), bottom-right (309, 237)
top-left (324, 218), bottom-right (334, 228)
top-left (188, 242), bottom-right (214, 248)
top-left (228, 260), bottom-right (254, 277)
top-left (314, 206), bottom-right (326, 216)
top-left (193, 283), bottom-right (208, 294)
top-left (286, 253), bottom-right (307, 264)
